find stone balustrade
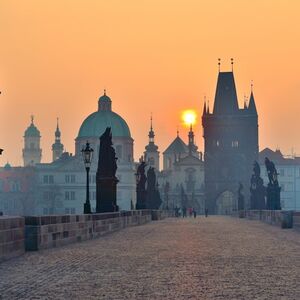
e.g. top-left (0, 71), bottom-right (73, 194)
top-left (0, 216), bottom-right (25, 262)
top-left (235, 210), bottom-right (293, 229)
top-left (25, 210), bottom-right (171, 251)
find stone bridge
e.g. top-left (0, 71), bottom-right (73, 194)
top-left (1, 216), bottom-right (300, 299)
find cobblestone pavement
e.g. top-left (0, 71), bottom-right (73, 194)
top-left (1, 217), bottom-right (300, 300)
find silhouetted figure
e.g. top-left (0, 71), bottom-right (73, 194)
top-left (193, 208), bottom-right (197, 218)
top-left (205, 208), bottom-right (208, 218)
top-left (96, 127), bottom-right (119, 213)
top-left (146, 167), bottom-right (162, 209)
top-left (136, 161), bottom-right (147, 209)
top-left (238, 182), bottom-right (245, 211)
top-left (175, 206), bottom-right (179, 217)
top-left (250, 161), bottom-right (266, 210)
top-left (182, 207), bottom-right (187, 218)
top-left (265, 157), bottom-right (281, 210)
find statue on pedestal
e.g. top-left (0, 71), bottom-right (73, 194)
top-left (250, 161), bottom-right (266, 209)
top-left (96, 127), bottom-right (119, 213)
top-left (265, 157), bottom-right (281, 210)
top-left (146, 167), bottom-right (162, 209)
top-left (136, 161), bottom-right (147, 209)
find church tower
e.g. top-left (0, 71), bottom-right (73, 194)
top-left (23, 116), bottom-right (42, 166)
top-left (144, 115), bottom-right (160, 171)
top-left (202, 64), bottom-right (258, 214)
top-left (52, 118), bottom-right (64, 161)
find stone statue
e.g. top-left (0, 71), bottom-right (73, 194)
top-left (146, 167), bottom-right (162, 209)
top-left (250, 161), bottom-right (266, 210)
top-left (265, 157), bottom-right (281, 210)
top-left (238, 182), bottom-right (245, 211)
top-left (136, 161), bottom-right (147, 209)
top-left (265, 157), bottom-right (278, 186)
top-left (96, 127), bottom-right (119, 213)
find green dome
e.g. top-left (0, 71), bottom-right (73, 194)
top-left (24, 123), bottom-right (40, 137)
top-left (78, 110), bottom-right (131, 138)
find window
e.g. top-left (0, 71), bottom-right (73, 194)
top-left (281, 184), bottom-right (285, 191)
top-left (92, 191), bottom-right (96, 200)
top-left (65, 191), bottom-right (70, 200)
top-left (71, 175), bottom-right (76, 183)
top-left (232, 141), bottom-right (239, 148)
top-left (128, 155), bottom-right (131, 162)
top-left (43, 208), bottom-right (49, 215)
top-left (116, 145), bottom-right (122, 159)
top-left (71, 191), bottom-right (75, 200)
top-left (43, 175), bottom-right (48, 184)
top-left (280, 169), bottom-right (285, 176)
top-left (11, 181), bottom-right (20, 192)
top-left (44, 175), bottom-right (54, 184)
top-left (71, 208), bottom-right (76, 214)
top-left (92, 175), bottom-right (96, 184)
top-left (49, 175), bottom-right (54, 184)
top-left (65, 175), bottom-right (70, 183)
top-left (65, 208), bottom-right (70, 214)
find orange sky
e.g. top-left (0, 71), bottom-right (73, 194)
top-left (0, 0), bottom-right (300, 166)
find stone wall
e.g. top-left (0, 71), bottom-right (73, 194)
top-left (0, 216), bottom-right (25, 262)
top-left (25, 210), bottom-right (154, 251)
top-left (293, 211), bottom-right (300, 230)
top-left (235, 210), bottom-right (293, 229)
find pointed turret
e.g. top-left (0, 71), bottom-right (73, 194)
top-left (52, 118), bottom-right (64, 161)
top-left (202, 101), bottom-right (207, 116)
top-left (248, 85), bottom-right (257, 115)
top-left (144, 114), bottom-right (159, 170)
top-left (213, 71), bottom-right (239, 115)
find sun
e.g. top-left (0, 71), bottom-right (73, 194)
top-left (182, 110), bottom-right (197, 126)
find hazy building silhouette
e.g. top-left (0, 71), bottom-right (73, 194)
top-left (52, 118), bottom-right (64, 162)
top-left (144, 115), bottom-right (160, 171)
top-left (23, 116), bottom-right (42, 166)
top-left (202, 69), bottom-right (258, 214)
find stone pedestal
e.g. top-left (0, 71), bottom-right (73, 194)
top-left (96, 177), bottom-right (119, 213)
top-left (266, 184), bottom-right (281, 210)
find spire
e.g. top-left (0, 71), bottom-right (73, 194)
top-left (148, 113), bottom-right (155, 143)
top-left (188, 123), bottom-right (197, 155)
top-left (55, 117), bottom-right (61, 140)
top-left (177, 127), bottom-right (179, 137)
top-left (218, 58), bottom-right (221, 72)
top-left (31, 115), bottom-right (34, 124)
top-left (213, 69), bottom-right (239, 115)
top-left (207, 99), bottom-right (210, 114)
top-left (231, 58), bottom-right (234, 71)
top-left (202, 97), bottom-right (207, 116)
top-left (248, 82), bottom-right (257, 115)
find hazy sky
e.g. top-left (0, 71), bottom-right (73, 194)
top-left (0, 0), bottom-right (299, 166)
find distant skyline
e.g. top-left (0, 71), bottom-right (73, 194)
top-left (0, 0), bottom-right (300, 165)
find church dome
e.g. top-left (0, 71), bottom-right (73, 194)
top-left (77, 92), bottom-right (131, 138)
top-left (24, 117), bottom-right (40, 137)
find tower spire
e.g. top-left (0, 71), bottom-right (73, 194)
top-left (202, 96), bottom-right (207, 116)
top-left (231, 58), bottom-right (234, 71)
top-left (248, 81), bottom-right (257, 115)
top-left (148, 113), bottom-right (155, 143)
top-left (218, 58), bottom-right (221, 72)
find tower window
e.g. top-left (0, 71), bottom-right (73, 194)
top-left (232, 141), bottom-right (239, 148)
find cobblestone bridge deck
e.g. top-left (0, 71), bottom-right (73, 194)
top-left (1, 216), bottom-right (300, 299)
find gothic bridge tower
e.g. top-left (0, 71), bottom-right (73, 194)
top-left (202, 65), bottom-right (258, 214)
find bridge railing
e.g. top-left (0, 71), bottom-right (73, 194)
top-left (0, 210), bottom-right (173, 262)
top-left (233, 210), bottom-right (295, 229)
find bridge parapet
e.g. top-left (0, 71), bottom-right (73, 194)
top-left (25, 210), bottom-right (154, 251)
top-left (234, 210), bottom-right (294, 229)
top-left (0, 216), bottom-right (25, 262)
